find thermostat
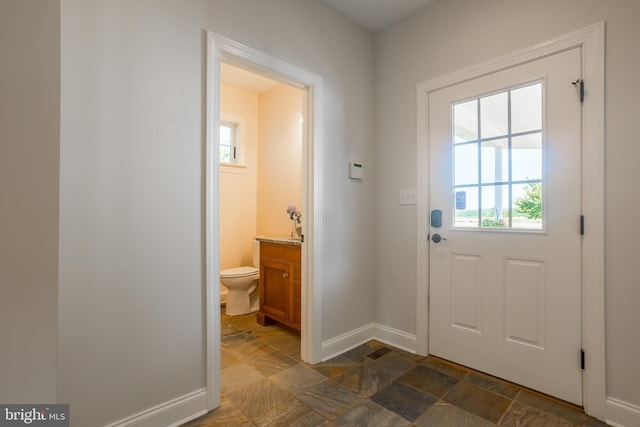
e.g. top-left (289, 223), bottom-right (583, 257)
top-left (349, 162), bottom-right (364, 180)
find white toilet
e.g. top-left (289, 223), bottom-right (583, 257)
top-left (220, 240), bottom-right (260, 316)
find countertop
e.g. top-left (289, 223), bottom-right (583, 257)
top-left (255, 235), bottom-right (302, 246)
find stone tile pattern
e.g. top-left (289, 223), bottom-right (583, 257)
top-left (183, 310), bottom-right (608, 426)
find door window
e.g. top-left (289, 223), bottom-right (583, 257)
top-left (452, 82), bottom-right (543, 230)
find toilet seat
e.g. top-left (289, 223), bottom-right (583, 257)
top-left (220, 266), bottom-right (259, 278)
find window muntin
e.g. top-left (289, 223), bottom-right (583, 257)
top-left (452, 82), bottom-right (543, 231)
top-left (219, 122), bottom-right (238, 164)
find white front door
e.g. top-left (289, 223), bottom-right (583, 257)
top-left (428, 47), bottom-right (583, 404)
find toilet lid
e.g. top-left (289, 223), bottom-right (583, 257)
top-left (220, 266), bottom-right (259, 278)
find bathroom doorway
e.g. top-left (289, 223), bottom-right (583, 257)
top-left (218, 62), bottom-right (303, 321)
top-left (206, 32), bottom-right (323, 411)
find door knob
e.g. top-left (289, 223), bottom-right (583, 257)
top-left (431, 233), bottom-right (447, 243)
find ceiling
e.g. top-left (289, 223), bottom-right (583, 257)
top-left (221, 63), bottom-right (279, 94)
top-left (322, 0), bottom-right (437, 32)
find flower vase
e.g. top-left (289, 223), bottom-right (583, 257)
top-left (291, 221), bottom-right (301, 240)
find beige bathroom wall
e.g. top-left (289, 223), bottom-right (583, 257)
top-left (219, 83), bottom-right (259, 270)
top-left (256, 84), bottom-right (304, 237)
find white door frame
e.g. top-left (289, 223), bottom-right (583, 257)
top-left (416, 23), bottom-right (605, 419)
top-left (205, 31), bottom-right (324, 410)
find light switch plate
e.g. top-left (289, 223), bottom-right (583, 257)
top-left (349, 162), bottom-right (364, 179)
top-left (400, 189), bottom-right (417, 205)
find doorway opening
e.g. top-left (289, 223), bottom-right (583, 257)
top-left (218, 61), bottom-right (303, 307)
top-left (206, 32), bottom-right (324, 410)
top-left (218, 61), bottom-right (304, 393)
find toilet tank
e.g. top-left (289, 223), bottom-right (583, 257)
top-left (252, 240), bottom-right (260, 268)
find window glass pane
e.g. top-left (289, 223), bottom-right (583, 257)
top-left (481, 185), bottom-right (509, 229)
top-left (454, 187), bottom-right (479, 228)
top-left (454, 99), bottom-right (478, 142)
top-left (512, 83), bottom-right (542, 134)
top-left (450, 82), bottom-right (545, 231)
top-left (220, 125), bottom-right (233, 163)
top-left (512, 133), bottom-right (542, 181)
top-left (481, 138), bottom-right (508, 184)
top-left (480, 92), bottom-right (508, 138)
top-left (454, 144), bottom-right (478, 186)
top-left (220, 125), bottom-right (232, 146)
top-left (513, 182), bottom-right (543, 230)
top-left (219, 146), bottom-right (231, 163)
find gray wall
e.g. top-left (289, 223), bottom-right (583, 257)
top-left (58, 0), bottom-right (375, 425)
top-left (6, 0), bottom-right (639, 424)
top-left (0, 0), bottom-right (60, 403)
top-left (374, 0), bottom-right (640, 410)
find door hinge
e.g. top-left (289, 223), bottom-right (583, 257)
top-left (581, 349), bottom-right (585, 370)
top-left (572, 79), bottom-right (584, 103)
top-left (580, 215), bottom-right (585, 235)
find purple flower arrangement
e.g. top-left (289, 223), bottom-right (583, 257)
top-left (287, 205), bottom-right (302, 224)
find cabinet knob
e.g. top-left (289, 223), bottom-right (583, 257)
top-left (283, 272), bottom-right (289, 279)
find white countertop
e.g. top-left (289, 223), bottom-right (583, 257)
top-left (255, 235), bottom-right (302, 246)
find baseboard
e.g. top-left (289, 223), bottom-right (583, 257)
top-left (321, 323), bottom-right (375, 361)
top-left (106, 388), bottom-right (207, 427)
top-left (372, 323), bottom-right (417, 354)
top-left (320, 323), bottom-right (417, 361)
top-left (606, 397), bottom-right (640, 427)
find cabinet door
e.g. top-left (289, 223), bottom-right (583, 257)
top-left (261, 259), bottom-right (293, 322)
top-left (292, 262), bottom-right (302, 328)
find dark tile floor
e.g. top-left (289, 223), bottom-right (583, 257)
top-left (184, 310), bottom-right (608, 426)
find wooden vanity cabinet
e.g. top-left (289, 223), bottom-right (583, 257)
top-left (257, 241), bottom-right (301, 332)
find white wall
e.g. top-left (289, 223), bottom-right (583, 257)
top-left (59, 0), bottom-right (375, 425)
top-left (257, 84), bottom-right (303, 237)
top-left (0, 0), bottom-right (59, 403)
top-left (220, 83), bottom-right (259, 270)
top-left (374, 0), bottom-right (640, 414)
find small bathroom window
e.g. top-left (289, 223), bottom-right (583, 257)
top-left (219, 122), bottom-right (238, 164)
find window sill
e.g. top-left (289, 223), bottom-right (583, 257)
top-left (220, 163), bottom-right (247, 174)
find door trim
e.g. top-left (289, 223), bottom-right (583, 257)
top-left (205, 31), bottom-right (324, 410)
top-left (416, 23), bottom-right (605, 418)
